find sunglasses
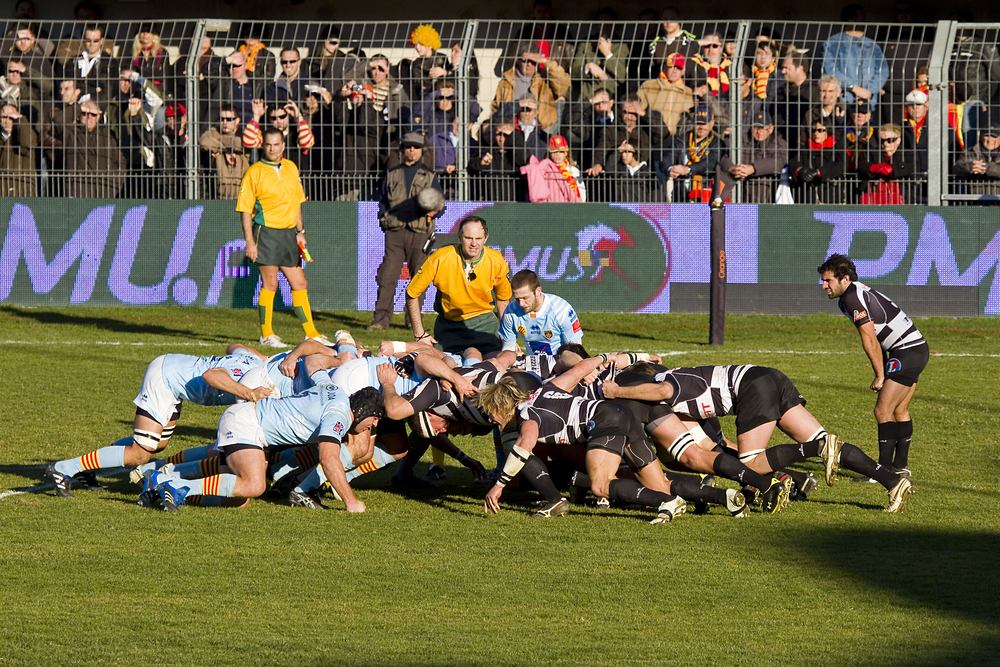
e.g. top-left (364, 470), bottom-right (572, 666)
top-left (881, 136), bottom-right (899, 143)
top-left (220, 116), bottom-right (238, 121)
top-left (813, 128), bottom-right (829, 133)
top-left (518, 58), bottom-right (536, 65)
top-left (369, 65), bottom-right (386, 72)
top-left (519, 106), bottom-right (536, 112)
top-left (465, 265), bottom-right (477, 281)
top-left (80, 111), bottom-right (100, 117)
top-left (281, 59), bottom-right (299, 65)
top-left (439, 94), bottom-right (455, 101)
top-left (619, 148), bottom-right (636, 153)
top-left (1, 115), bottom-right (18, 121)
top-left (704, 43), bottom-right (722, 49)
top-left (229, 62), bottom-right (244, 68)
top-left (270, 113), bottom-right (288, 120)
top-left (8, 69), bottom-right (25, 75)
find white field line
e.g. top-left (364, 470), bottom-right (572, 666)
top-left (0, 339), bottom-right (219, 347)
top-left (0, 467), bottom-right (131, 501)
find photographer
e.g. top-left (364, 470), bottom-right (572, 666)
top-left (242, 98), bottom-right (315, 168)
top-left (370, 132), bottom-right (442, 331)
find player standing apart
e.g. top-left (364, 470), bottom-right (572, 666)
top-left (499, 269), bottom-right (583, 355)
top-left (236, 128), bottom-right (330, 348)
top-left (819, 254), bottom-right (929, 476)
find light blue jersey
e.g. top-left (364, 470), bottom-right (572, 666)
top-left (330, 356), bottom-right (424, 396)
top-left (499, 293), bottom-right (583, 355)
top-left (264, 352), bottom-right (321, 397)
top-left (255, 380), bottom-right (353, 447)
top-left (160, 352), bottom-right (262, 405)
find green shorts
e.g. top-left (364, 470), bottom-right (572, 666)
top-left (433, 312), bottom-right (501, 355)
top-left (253, 224), bottom-right (299, 267)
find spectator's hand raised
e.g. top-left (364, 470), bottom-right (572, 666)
top-left (284, 102), bottom-right (300, 118)
top-left (251, 98), bottom-right (266, 121)
top-left (480, 152), bottom-right (493, 166)
top-left (127, 97), bottom-right (143, 115)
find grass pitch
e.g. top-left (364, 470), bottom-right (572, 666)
top-left (1, 305), bottom-right (998, 666)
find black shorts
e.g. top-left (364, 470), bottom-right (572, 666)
top-left (586, 402), bottom-right (657, 470)
top-left (253, 224), bottom-right (300, 267)
top-left (733, 367), bottom-right (806, 435)
top-left (884, 342), bottom-right (929, 387)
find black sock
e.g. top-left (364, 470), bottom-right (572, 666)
top-left (394, 434), bottom-right (432, 476)
top-left (570, 470), bottom-right (591, 489)
top-left (877, 422), bottom-right (898, 467)
top-left (840, 442), bottom-right (899, 489)
top-left (712, 452), bottom-right (773, 490)
top-left (521, 455), bottom-right (562, 503)
top-left (608, 478), bottom-right (671, 508)
top-left (894, 420), bottom-right (912, 470)
top-left (764, 439), bottom-right (822, 470)
top-left (671, 476), bottom-right (727, 505)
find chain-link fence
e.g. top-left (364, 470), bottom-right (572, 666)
top-left (1, 17), bottom-right (996, 204)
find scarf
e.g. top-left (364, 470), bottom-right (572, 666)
top-left (808, 135), bottom-right (836, 150)
top-left (556, 162), bottom-right (581, 200)
top-left (76, 50), bottom-right (100, 79)
top-left (686, 130), bottom-right (714, 165)
top-left (907, 115), bottom-right (926, 144)
top-left (240, 42), bottom-right (267, 73)
top-left (752, 61), bottom-right (776, 100)
top-left (691, 54), bottom-right (730, 96)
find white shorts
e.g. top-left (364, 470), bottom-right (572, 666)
top-left (330, 359), bottom-right (371, 396)
top-left (133, 355), bottom-right (181, 426)
top-left (216, 401), bottom-right (269, 450)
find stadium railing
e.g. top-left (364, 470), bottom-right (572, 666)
top-left (2, 17), bottom-right (996, 205)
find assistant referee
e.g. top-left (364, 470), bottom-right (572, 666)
top-left (236, 128), bottom-right (328, 347)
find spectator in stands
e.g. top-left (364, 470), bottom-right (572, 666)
top-left (309, 27), bottom-right (366, 92)
top-left (244, 98), bottom-right (315, 168)
top-left (0, 57), bottom-right (41, 122)
top-left (40, 78), bottom-right (81, 179)
top-left (720, 108), bottom-right (788, 203)
top-left (571, 24), bottom-right (629, 103)
top-left (822, 5), bottom-right (889, 110)
top-left (469, 117), bottom-right (522, 200)
top-left (662, 102), bottom-right (727, 203)
top-left (775, 45), bottom-right (817, 141)
top-left (222, 51), bottom-right (260, 125)
top-left (332, 79), bottom-right (384, 198)
top-left (0, 102), bottom-right (37, 196)
top-left (858, 123), bottom-right (914, 204)
top-left (446, 42), bottom-right (480, 98)
top-left (521, 134), bottom-right (586, 202)
top-left (235, 22), bottom-right (276, 84)
top-left (587, 97), bottom-right (654, 182)
top-left (416, 79), bottom-right (477, 134)
top-left (902, 88), bottom-right (929, 171)
top-left (3, 22), bottom-right (53, 95)
top-left (431, 116), bottom-right (460, 175)
top-left (613, 140), bottom-right (653, 201)
top-left (200, 103), bottom-right (248, 199)
top-left (950, 30), bottom-right (1000, 106)
top-left (803, 75), bottom-right (846, 145)
top-left (62, 98), bottom-right (125, 198)
top-left (266, 47), bottom-right (311, 107)
top-left (193, 35), bottom-right (222, 135)
top-left (954, 117), bottom-right (1000, 199)
top-left (690, 32), bottom-right (733, 102)
top-left (789, 118), bottom-right (846, 203)
top-left (844, 99), bottom-right (878, 170)
top-left (398, 24), bottom-right (450, 104)
top-left (749, 39), bottom-right (784, 105)
top-left (566, 86), bottom-right (615, 172)
top-left (69, 23), bottom-right (114, 98)
top-left (511, 93), bottom-right (548, 161)
top-left (128, 24), bottom-right (174, 100)
top-left (491, 45), bottom-right (570, 134)
top-left (638, 52), bottom-right (693, 137)
top-left (301, 89), bottom-right (334, 183)
top-left (635, 9), bottom-right (697, 83)
top-left (366, 54), bottom-right (410, 141)
top-left (109, 68), bottom-right (165, 198)
top-left (159, 102), bottom-right (186, 198)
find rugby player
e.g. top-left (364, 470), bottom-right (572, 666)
top-left (498, 269), bottom-right (584, 355)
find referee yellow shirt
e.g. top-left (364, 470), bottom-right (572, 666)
top-left (406, 245), bottom-right (513, 321)
top-left (235, 159), bottom-right (307, 230)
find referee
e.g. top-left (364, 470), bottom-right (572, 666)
top-left (236, 128), bottom-right (329, 347)
top-left (405, 215), bottom-right (511, 355)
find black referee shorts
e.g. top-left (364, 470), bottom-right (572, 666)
top-left (884, 342), bottom-right (929, 387)
top-left (253, 224), bottom-right (300, 267)
top-left (733, 367), bottom-right (806, 435)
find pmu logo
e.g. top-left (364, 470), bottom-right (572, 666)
top-left (576, 223), bottom-right (636, 286)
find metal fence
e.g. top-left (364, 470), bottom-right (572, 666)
top-left (1, 18), bottom-right (997, 205)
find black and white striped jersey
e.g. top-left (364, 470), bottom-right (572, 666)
top-left (653, 365), bottom-right (755, 419)
top-left (404, 363), bottom-right (504, 426)
top-left (514, 353), bottom-right (560, 380)
top-left (837, 282), bottom-right (925, 352)
top-left (518, 387), bottom-right (601, 445)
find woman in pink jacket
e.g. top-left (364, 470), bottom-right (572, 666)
top-left (521, 134), bottom-right (587, 202)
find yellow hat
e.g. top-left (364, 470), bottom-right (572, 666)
top-left (410, 24), bottom-right (442, 51)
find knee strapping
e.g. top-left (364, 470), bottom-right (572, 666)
top-left (806, 427), bottom-right (827, 442)
top-left (739, 448), bottom-right (765, 464)
top-left (133, 430), bottom-right (161, 452)
top-left (669, 432), bottom-right (696, 460)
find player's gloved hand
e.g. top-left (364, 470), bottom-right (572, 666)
top-left (461, 455), bottom-right (487, 480)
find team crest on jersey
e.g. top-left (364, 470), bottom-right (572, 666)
top-left (571, 319), bottom-right (582, 333)
top-left (232, 368), bottom-right (243, 377)
top-left (886, 358), bottom-right (902, 373)
top-left (544, 330), bottom-right (553, 339)
top-left (852, 309), bottom-right (868, 322)
top-left (517, 325), bottom-right (527, 336)
top-left (333, 421), bottom-right (345, 435)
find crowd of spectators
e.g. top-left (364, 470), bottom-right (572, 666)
top-left (3, 6), bottom-right (1000, 204)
